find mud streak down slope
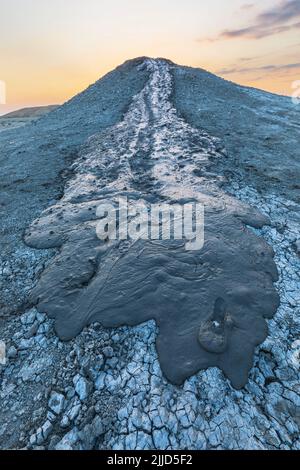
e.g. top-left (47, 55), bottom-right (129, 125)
top-left (24, 59), bottom-right (280, 390)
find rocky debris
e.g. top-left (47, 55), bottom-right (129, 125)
top-left (0, 247), bottom-right (55, 317)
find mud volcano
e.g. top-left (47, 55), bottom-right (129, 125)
top-left (25, 59), bottom-right (280, 389)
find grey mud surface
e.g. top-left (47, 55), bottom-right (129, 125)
top-left (0, 58), bottom-right (299, 450)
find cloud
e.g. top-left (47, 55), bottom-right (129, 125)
top-left (257, 0), bottom-right (300, 25)
top-left (199, 0), bottom-right (300, 41)
top-left (217, 62), bottom-right (300, 75)
top-left (239, 56), bottom-right (257, 62)
top-left (219, 21), bottom-right (300, 40)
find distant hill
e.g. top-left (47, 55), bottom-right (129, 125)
top-left (2, 105), bottom-right (58, 119)
top-left (0, 105), bottom-right (59, 132)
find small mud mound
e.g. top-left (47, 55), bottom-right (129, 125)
top-left (25, 59), bottom-right (279, 390)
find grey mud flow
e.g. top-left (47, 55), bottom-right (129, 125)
top-left (24, 59), bottom-right (280, 390)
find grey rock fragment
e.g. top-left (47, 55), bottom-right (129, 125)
top-left (7, 346), bottom-right (17, 359)
top-left (55, 428), bottom-right (79, 450)
top-left (73, 374), bottom-right (92, 401)
top-left (48, 392), bottom-right (65, 415)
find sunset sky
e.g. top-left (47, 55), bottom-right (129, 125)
top-left (1, 0), bottom-right (300, 114)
